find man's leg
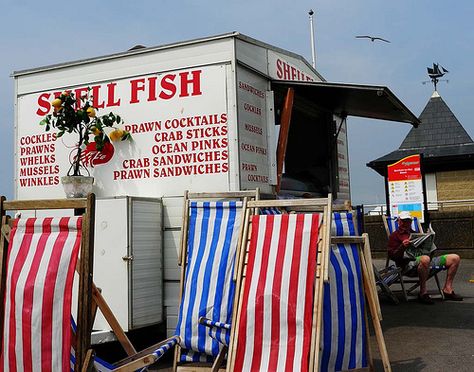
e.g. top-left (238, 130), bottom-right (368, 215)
top-left (417, 255), bottom-right (431, 295)
top-left (442, 254), bottom-right (461, 294)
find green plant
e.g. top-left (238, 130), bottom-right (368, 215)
top-left (40, 89), bottom-right (131, 176)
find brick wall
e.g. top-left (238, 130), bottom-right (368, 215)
top-left (436, 169), bottom-right (474, 201)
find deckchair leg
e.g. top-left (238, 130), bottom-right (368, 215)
top-left (81, 349), bottom-right (95, 372)
top-left (399, 274), bottom-right (408, 302)
top-left (361, 255), bottom-right (392, 372)
top-left (434, 272), bottom-right (445, 299)
top-left (211, 346), bottom-right (227, 372)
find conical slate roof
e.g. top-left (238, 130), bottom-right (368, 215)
top-left (400, 91), bottom-right (472, 148)
top-left (367, 91), bottom-right (474, 175)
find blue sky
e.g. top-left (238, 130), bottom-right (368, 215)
top-left (1, 1), bottom-right (473, 204)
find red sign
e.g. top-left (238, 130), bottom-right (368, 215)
top-left (387, 154), bottom-right (421, 181)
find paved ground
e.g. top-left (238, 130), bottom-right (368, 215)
top-left (370, 259), bottom-right (474, 372)
top-left (151, 259), bottom-right (474, 371)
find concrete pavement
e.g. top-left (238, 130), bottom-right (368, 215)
top-left (371, 259), bottom-right (474, 371)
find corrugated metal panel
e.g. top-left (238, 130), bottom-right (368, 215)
top-left (130, 198), bottom-right (163, 328)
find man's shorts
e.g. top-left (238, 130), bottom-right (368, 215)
top-left (404, 254), bottom-right (448, 276)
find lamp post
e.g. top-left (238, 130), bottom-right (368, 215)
top-left (309, 9), bottom-right (316, 69)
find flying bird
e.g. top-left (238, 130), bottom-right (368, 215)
top-left (355, 35), bottom-right (390, 43)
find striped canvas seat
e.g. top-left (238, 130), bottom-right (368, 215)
top-left (321, 212), bottom-right (369, 371)
top-left (385, 215), bottom-right (422, 235)
top-left (233, 213), bottom-right (322, 371)
top-left (1, 217), bottom-right (82, 372)
top-left (321, 242), bottom-right (368, 371)
top-left (332, 211), bottom-right (358, 236)
top-left (175, 201), bottom-right (243, 362)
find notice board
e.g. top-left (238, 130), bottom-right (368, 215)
top-left (387, 154), bottom-right (424, 221)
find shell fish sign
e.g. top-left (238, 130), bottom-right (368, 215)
top-left (387, 154), bottom-right (425, 221)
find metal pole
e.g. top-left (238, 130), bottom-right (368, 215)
top-left (309, 9), bottom-right (316, 69)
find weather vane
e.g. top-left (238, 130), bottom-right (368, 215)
top-left (424, 63), bottom-right (449, 91)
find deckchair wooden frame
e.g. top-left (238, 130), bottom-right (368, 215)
top-left (227, 196), bottom-right (332, 372)
top-left (0, 196), bottom-right (178, 372)
top-left (0, 195), bottom-right (95, 371)
top-left (174, 190), bottom-right (260, 372)
top-left (330, 234), bottom-right (391, 372)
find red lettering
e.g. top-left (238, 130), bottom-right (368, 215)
top-left (91, 85), bottom-right (105, 108)
top-left (74, 87), bottom-right (89, 106)
top-left (36, 93), bottom-right (51, 116)
top-left (276, 59), bottom-right (283, 79)
top-left (148, 76), bottom-right (158, 102)
top-left (159, 74), bottom-right (176, 100)
top-left (107, 83), bottom-right (121, 106)
top-left (130, 78), bottom-right (146, 104)
top-left (283, 62), bottom-right (291, 80)
top-left (179, 70), bottom-right (202, 97)
top-left (291, 66), bottom-right (297, 80)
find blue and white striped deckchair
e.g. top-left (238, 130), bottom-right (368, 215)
top-left (175, 199), bottom-right (244, 365)
top-left (383, 215), bottom-right (422, 236)
top-left (332, 211), bottom-right (359, 236)
top-left (321, 212), bottom-right (369, 372)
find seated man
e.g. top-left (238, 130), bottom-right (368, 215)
top-left (387, 211), bottom-right (463, 304)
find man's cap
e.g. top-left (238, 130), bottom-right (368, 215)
top-left (398, 211), bottom-right (413, 220)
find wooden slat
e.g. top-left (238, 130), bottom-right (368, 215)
top-left (362, 233), bottom-right (382, 321)
top-left (331, 236), bottom-right (365, 244)
top-left (188, 191), bottom-right (258, 199)
top-left (323, 194), bottom-right (333, 282)
top-left (361, 251), bottom-right (392, 372)
top-left (247, 198), bottom-right (329, 208)
top-left (364, 305), bottom-right (374, 372)
top-left (80, 349), bottom-right (95, 372)
top-left (3, 198), bottom-right (88, 211)
top-left (75, 194), bottom-right (95, 371)
top-left (92, 285), bottom-right (136, 355)
top-left (178, 191), bottom-right (189, 266)
top-left (227, 206), bottom-right (251, 372)
top-left (0, 214), bottom-right (9, 351)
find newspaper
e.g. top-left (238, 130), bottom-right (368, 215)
top-left (404, 231), bottom-right (437, 259)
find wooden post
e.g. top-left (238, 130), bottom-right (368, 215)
top-left (362, 234), bottom-right (382, 321)
top-left (361, 250), bottom-right (392, 372)
top-left (276, 88), bottom-right (294, 193)
top-left (0, 196), bottom-right (7, 351)
top-left (76, 193), bottom-right (96, 371)
top-left (178, 191), bottom-right (189, 266)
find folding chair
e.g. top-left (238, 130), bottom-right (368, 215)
top-left (382, 215), bottom-right (445, 299)
top-left (322, 209), bottom-right (390, 371)
top-left (173, 190), bottom-right (259, 371)
top-left (227, 196), bottom-right (332, 371)
top-left (0, 196), bottom-right (95, 371)
top-left (0, 196), bottom-right (179, 372)
top-left (327, 234), bottom-right (391, 372)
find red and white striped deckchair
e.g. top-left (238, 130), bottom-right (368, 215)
top-left (0, 196), bottom-right (96, 372)
top-left (228, 197), bottom-right (332, 372)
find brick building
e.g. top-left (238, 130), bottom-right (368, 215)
top-left (367, 90), bottom-right (474, 210)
